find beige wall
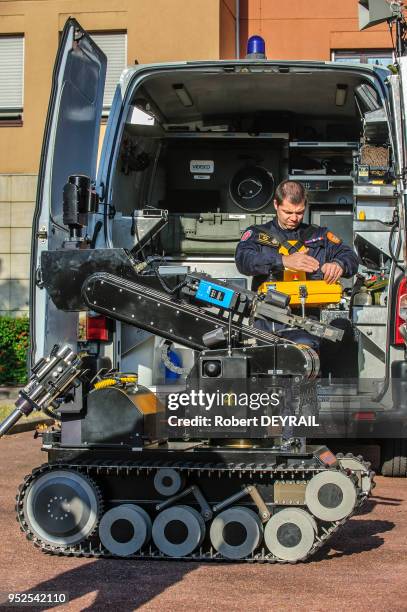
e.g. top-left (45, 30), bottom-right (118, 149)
top-left (239, 0), bottom-right (392, 60)
top-left (0, 174), bottom-right (36, 317)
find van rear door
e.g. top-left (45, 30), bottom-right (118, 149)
top-left (30, 18), bottom-right (106, 363)
top-left (388, 59), bottom-right (407, 268)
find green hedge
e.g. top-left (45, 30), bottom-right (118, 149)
top-left (0, 317), bottom-right (29, 385)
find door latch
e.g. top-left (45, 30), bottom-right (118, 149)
top-left (36, 226), bottom-right (48, 243)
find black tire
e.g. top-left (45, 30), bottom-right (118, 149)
top-left (381, 439), bottom-right (407, 477)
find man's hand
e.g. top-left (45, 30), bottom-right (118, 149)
top-left (281, 248), bottom-right (320, 273)
top-left (321, 262), bottom-right (343, 284)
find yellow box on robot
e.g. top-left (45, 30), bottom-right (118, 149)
top-left (258, 279), bottom-right (342, 306)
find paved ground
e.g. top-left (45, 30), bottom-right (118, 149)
top-left (0, 432), bottom-right (406, 612)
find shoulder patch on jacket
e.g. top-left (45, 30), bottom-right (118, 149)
top-left (257, 232), bottom-right (280, 247)
top-left (304, 235), bottom-right (324, 245)
top-left (300, 224), bottom-right (320, 242)
top-left (241, 229), bottom-right (253, 242)
top-left (326, 231), bottom-right (342, 245)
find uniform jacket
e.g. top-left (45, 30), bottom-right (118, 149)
top-left (235, 217), bottom-right (359, 291)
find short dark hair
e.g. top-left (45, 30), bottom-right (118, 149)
top-left (274, 180), bottom-right (307, 206)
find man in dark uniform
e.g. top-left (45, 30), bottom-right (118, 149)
top-left (235, 179), bottom-right (359, 350)
top-left (236, 180), bottom-right (358, 446)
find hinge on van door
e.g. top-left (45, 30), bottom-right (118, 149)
top-left (36, 226), bottom-right (47, 243)
top-left (98, 181), bottom-right (106, 203)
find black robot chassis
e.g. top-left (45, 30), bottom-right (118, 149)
top-left (1, 260), bottom-right (374, 564)
top-left (15, 445), bottom-right (374, 563)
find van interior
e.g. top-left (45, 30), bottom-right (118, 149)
top-left (107, 65), bottom-right (398, 392)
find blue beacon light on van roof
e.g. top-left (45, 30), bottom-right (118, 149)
top-left (246, 35), bottom-right (266, 59)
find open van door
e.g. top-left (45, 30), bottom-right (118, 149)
top-left (388, 56), bottom-right (407, 260)
top-left (30, 18), bottom-right (106, 364)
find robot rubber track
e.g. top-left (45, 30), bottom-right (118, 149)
top-left (15, 452), bottom-right (374, 563)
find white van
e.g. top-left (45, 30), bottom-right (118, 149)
top-left (31, 15), bottom-right (407, 475)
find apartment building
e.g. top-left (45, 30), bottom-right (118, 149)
top-left (0, 0), bottom-right (392, 315)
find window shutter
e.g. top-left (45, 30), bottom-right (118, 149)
top-left (0, 36), bottom-right (24, 111)
top-left (91, 33), bottom-right (127, 111)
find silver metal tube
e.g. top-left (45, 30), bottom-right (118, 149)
top-left (212, 486), bottom-right (249, 513)
top-left (155, 485), bottom-right (195, 511)
top-left (0, 408), bottom-right (24, 437)
top-left (36, 356), bottom-right (58, 379)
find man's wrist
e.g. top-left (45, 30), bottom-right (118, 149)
top-left (273, 253), bottom-right (284, 272)
top-left (331, 259), bottom-right (345, 272)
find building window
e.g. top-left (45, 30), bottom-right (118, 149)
top-left (0, 35), bottom-right (24, 120)
top-left (90, 32), bottom-right (127, 115)
top-left (332, 49), bottom-right (393, 68)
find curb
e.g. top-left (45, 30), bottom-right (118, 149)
top-left (5, 416), bottom-right (54, 436)
top-left (0, 386), bottom-right (19, 401)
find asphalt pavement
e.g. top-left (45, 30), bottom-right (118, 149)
top-left (0, 432), bottom-right (406, 612)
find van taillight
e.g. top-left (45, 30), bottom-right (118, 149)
top-left (86, 314), bottom-right (109, 341)
top-left (394, 277), bottom-right (407, 346)
top-left (353, 411), bottom-right (375, 421)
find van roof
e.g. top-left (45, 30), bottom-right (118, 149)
top-left (120, 59), bottom-right (390, 101)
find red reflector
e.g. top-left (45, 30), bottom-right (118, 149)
top-left (353, 411), bottom-right (376, 421)
top-left (86, 315), bottom-right (109, 341)
top-left (319, 450), bottom-right (337, 465)
top-left (394, 277), bottom-right (407, 346)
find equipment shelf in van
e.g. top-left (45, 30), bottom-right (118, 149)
top-left (163, 132), bottom-right (290, 140)
top-left (354, 185), bottom-right (396, 197)
top-left (288, 174), bottom-right (353, 181)
top-left (289, 142), bottom-right (359, 148)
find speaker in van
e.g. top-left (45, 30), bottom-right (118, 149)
top-left (229, 165), bottom-right (275, 211)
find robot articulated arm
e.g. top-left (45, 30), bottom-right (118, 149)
top-left (0, 251), bottom-right (343, 437)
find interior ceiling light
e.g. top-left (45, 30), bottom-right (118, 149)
top-left (126, 105), bottom-right (155, 126)
top-left (173, 84), bottom-right (194, 107)
top-left (335, 84), bottom-right (348, 106)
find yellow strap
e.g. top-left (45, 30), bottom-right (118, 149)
top-left (278, 240), bottom-right (307, 281)
top-left (278, 240), bottom-right (307, 256)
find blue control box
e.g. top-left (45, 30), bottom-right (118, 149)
top-left (195, 280), bottom-right (235, 309)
